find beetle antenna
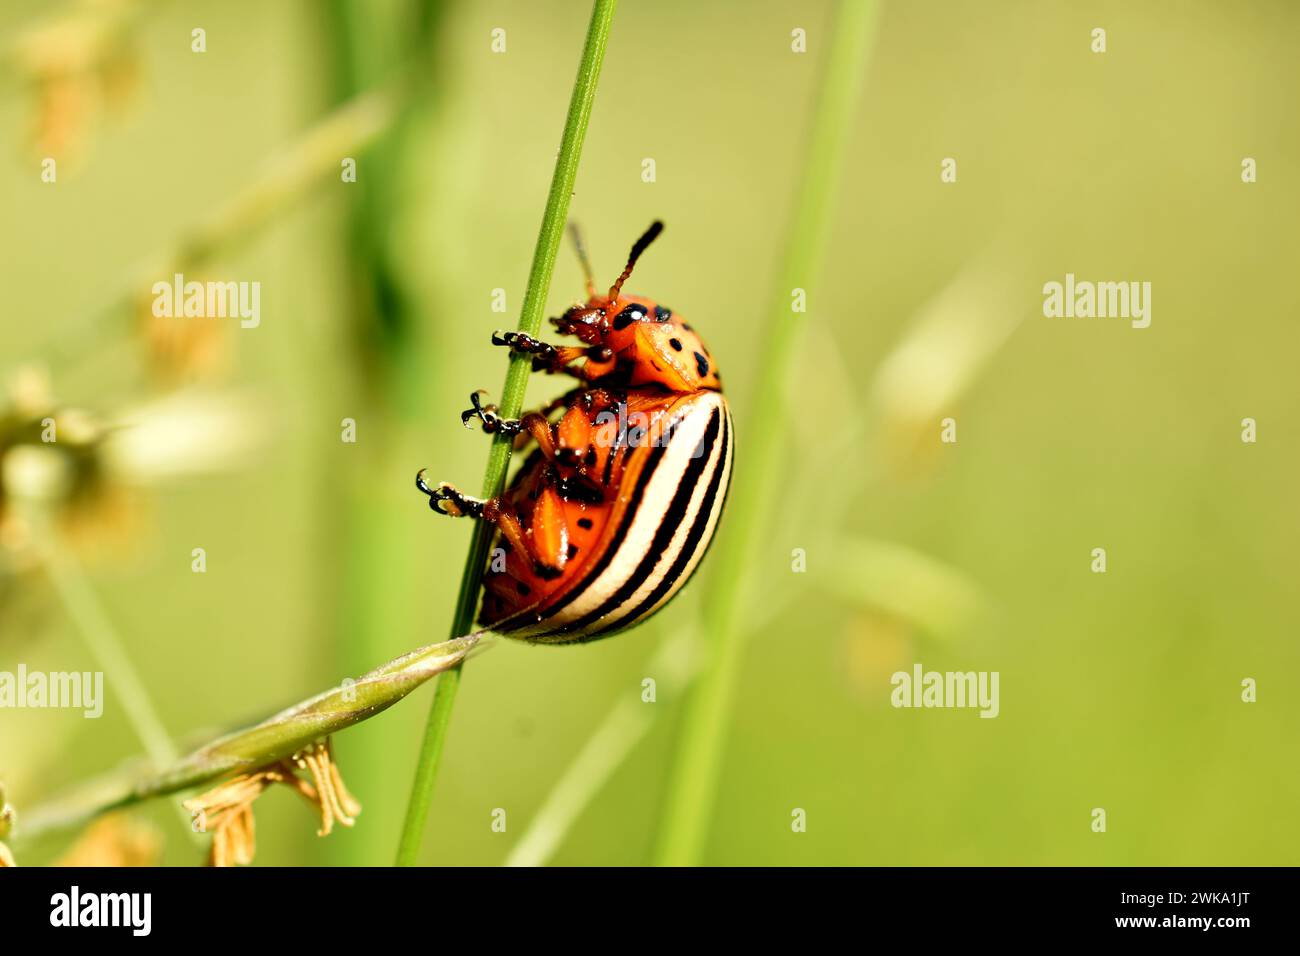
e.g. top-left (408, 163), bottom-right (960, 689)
top-left (568, 222), bottom-right (597, 298)
top-left (607, 220), bottom-right (664, 301)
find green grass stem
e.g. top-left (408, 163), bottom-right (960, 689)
top-left (393, 0), bottom-right (619, 866)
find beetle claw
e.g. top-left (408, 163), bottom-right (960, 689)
top-left (415, 472), bottom-right (485, 519)
top-left (461, 390), bottom-right (521, 435)
top-left (491, 330), bottom-right (558, 363)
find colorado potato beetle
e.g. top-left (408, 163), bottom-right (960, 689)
top-left (417, 221), bottom-right (733, 644)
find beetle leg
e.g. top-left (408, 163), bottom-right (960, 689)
top-left (461, 391), bottom-right (558, 458)
top-left (414, 471), bottom-right (487, 518)
top-left (491, 330), bottom-right (566, 364)
top-left (414, 471), bottom-right (531, 556)
top-left (554, 401), bottom-right (593, 468)
top-left (483, 499), bottom-right (530, 561)
top-left (527, 484), bottom-right (569, 578)
top-left (542, 388), bottom-right (585, 414)
top-left (460, 390), bottom-right (523, 435)
top-left (491, 331), bottom-right (609, 380)
top-left (518, 413), bottom-right (559, 458)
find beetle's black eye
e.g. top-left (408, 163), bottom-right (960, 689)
top-left (613, 304), bottom-right (647, 330)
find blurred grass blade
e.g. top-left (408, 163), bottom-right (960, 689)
top-left (506, 584), bottom-right (807, 867)
top-left (503, 629), bottom-right (697, 868)
top-left (38, 532), bottom-right (177, 771)
top-left (32, 518), bottom-right (199, 842)
top-left (821, 538), bottom-right (985, 640)
top-left (20, 85), bottom-right (397, 375)
top-left (654, 0), bottom-right (883, 867)
top-left (867, 249), bottom-right (1034, 479)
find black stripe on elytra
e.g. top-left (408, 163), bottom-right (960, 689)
top-left (602, 419), bottom-right (625, 487)
top-left (614, 410), bottom-right (731, 634)
top-left (500, 422), bottom-right (672, 630)
top-left (552, 406), bottom-right (721, 637)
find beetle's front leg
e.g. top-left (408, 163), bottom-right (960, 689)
top-left (491, 331), bottom-right (611, 380)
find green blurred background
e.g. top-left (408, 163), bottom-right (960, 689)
top-left (2, 0), bottom-right (1298, 866)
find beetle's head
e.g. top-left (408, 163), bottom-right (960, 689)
top-left (551, 302), bottom-right (606, 344)
top-left (551, 221), bottom-right (665, 346)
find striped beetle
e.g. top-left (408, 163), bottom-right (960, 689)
top-left (417, 222), bottom-right (733, 644)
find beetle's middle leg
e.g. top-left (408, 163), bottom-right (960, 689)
top-left (460, 390), bottom-right (558, 458)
